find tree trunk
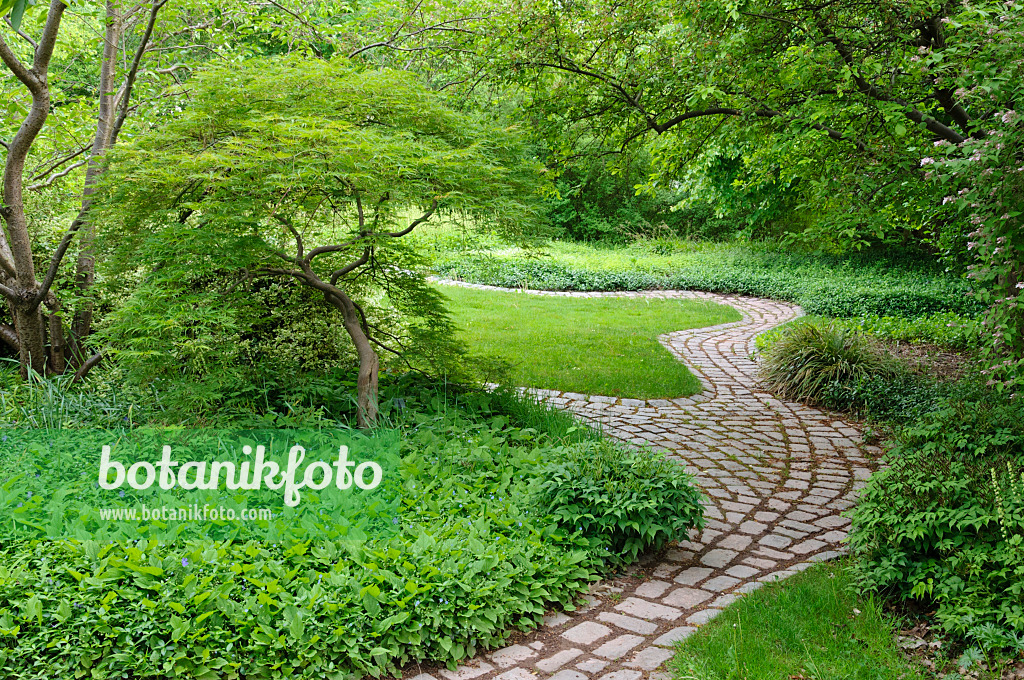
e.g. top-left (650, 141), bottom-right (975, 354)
top-left (12, 303), bottom-right (46, 376)
top-left (72, 0), bottom-right (123, 345)
top-left (325, 291), bottom-right (379, 428)
top-left (47, 300), bottom-right (66, 374)
top-left (0, 0), bottom-right (68, 378)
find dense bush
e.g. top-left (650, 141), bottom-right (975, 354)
top-left (542, 152), bottom-right (744, 243)
top-left (757, 321), bottom-right (895, 404)
top-left (535, 441), bottom-right (705, 565)
top-left (822, 372), bottom-right (986, 426)
top-left (850, 403), bottom-right (1024, 650)
top-left (434, 247), bottom-right (982, 319)
top-left (0, 388), bottom-right (704, 678)
top-left (829, 312), bottom-right (980, 350)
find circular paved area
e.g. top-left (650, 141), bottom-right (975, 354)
top-left (417, 282), bottom-right (881, 680)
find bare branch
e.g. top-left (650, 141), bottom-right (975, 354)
top-left (0, 32), bottom-right (38, 90)
top-left (348, 14), bottom-right (488, 58)
top-left (260, 0), bottom-right (327, 55)
top-left (29, 143), bottom-right (92, 182)
top-left (110, 0), bottom-right (168, 145)
top-left (71, 352), bottom-right (103, 383)
top-left (814, 14), bottom-right (967, 144)
top-left (4, 14), bottom-right (38, 50)
top-left (387, 199), bottom-right (437, 237)
top-left (27, 159), bottom-right (88, 191)
top-left (330, 247), bottom-right (370, 285)
top-left (33, 0), bottom-right (67, 74)
top-left (273, 214), bottom-right (304, 259)
top-left (154, 62), bottom-right (189, 74)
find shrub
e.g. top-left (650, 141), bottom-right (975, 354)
top-left (757, 321), bottom-right (896, 404)
top-left (850, 403), bottom-right (1024, 649)
top-left (534, 441), bottom-right (705, 565)
top-left (822, 372), bottom-right (986, 426)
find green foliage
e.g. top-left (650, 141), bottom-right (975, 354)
top-left (757, 320), bottom-right (895, 405)
top-left (535, 441), bottom-right (705, 565)
top-left (432, 241), bottom-right (981, 319)
top-left (96, 56), bottom-right (545, 410)
top-left (850, 403), bottom-right (1024, 649)
top-left (542, 154), bottom-right (741, 243)
top-left (930, 3), bottom-right (1024, 397)
top-left (671, 562), bottom-right (931, 680)
top-left (0, 389), bottom-right (705, 678)
top-left (830, 312), bottom-right (981, 350)
top-left (821, 372), bottom-right (984, 426)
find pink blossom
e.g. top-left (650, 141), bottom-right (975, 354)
top-left (920, 157), bottom-right (935, 166)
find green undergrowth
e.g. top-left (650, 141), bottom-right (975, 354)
top-left (850, 403), bottom-right (1024, 655)
top-left (0, 384), bottom-right (705, 679)
top-left (671, 561), bottom-right (930, 680)
top-left (754, 316), bottom-right (985, 425)
top-left (441, 285), bottom-right (740, 398)
top-left (427, 236), bottom-right (980, 319)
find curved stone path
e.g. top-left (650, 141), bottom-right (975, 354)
top-left (415, 282), bottom-right (881, 680)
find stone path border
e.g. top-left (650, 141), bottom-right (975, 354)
top-left (412, 281), bottom-right (880, 680)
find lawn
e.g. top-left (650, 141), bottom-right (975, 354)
top-left (671, 561), bottom-right (928, 680)
top-left (440, 284), bottom-right (741, 399)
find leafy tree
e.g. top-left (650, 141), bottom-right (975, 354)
top-left (479, 0), bottom-right (1010, 240)
top-left (100, 57), bottom-right (544, 426)
top-left (0, 0), bottom-right (212, 376)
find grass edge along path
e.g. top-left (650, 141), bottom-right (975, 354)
top-left (670, 561), bottom-right (928, 680)
top-left (439, 284), bottom-right (742, 400)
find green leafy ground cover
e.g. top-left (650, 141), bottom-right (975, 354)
top-left (424, 235), bottom-right (980, 319)
top-left (440, 285), bottom-right (740, 398)
top-left (0, 377), bottom-right (704, 679)
top-left (670, 562), bottom-right (930, 680)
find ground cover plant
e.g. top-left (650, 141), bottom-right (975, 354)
top-left (428, 237), bottom-right (981, 319)
top-left (0, 378), bottom-right (706, 678)
top-left (670, 561), bottom-right (930, 680)
top-left (849, 403), bottom-right (1024, 656)
top-left (440, 285), bottom-right (740, 398)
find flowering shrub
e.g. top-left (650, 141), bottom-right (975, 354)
top-left (931, 0), bottom-right (1024, 397)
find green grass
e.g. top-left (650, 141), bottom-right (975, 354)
top-left (671, 561), bottom-right (929, 680)
top-left (440, 285), bottom-right (741, 398)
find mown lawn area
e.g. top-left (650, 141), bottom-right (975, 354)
top-left (440, 285), bottom-right (740, 398)
top-left (671, 561), bottom-right (928, 680)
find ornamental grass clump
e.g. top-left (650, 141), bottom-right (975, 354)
top-left (758, 320), bottom-right (895, 404)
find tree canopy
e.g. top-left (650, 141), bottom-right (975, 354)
top-left (99, 56), bottom-right (544, 424)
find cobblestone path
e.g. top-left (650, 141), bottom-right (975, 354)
top-left (417, 282), bottom-right (880, 680)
